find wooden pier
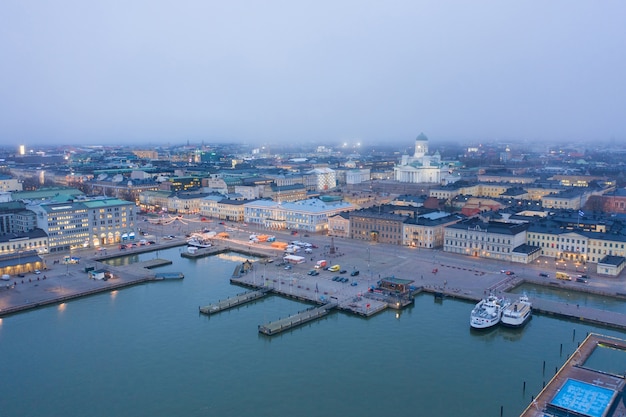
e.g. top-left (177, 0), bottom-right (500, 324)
top-left (199, 289), bottom-right (271, 315)
top-left (258, 303), bottom-right (337, 336)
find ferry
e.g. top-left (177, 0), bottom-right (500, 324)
top-left (470, 295), bottom-right (507, 329)
top-left (500, 294), bottom-right (532, 328)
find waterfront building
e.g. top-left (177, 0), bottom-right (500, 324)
top-left (402, 213), bottom-right (461, 249)
top-left (138, 190), bottom-right (173, 212)
top-left (327, 212), bottom-right (350, 238)
top-left (443, 218), bottom-right (529, 262)
top-left (0, 249), bottom-right (46, 276)
top-left (0, 229), bottom-right (49, 256)
top-left (244, 198), bottom-right (354, 232)
top-left (216, 199), bottom-right (247, 222)
top-left (29, 197), bottom-right (136, 251)
top-left (350, 208), bottom-right (406, 245)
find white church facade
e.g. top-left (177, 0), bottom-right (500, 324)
top-left (393, 133), bottom-right (446, 184)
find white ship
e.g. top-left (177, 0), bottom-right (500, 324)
top-left (470, 295), bottom-right (507, 329)
top-left (501, 294), bottom-right (532, 328)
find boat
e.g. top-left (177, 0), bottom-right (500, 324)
top-left (186, 238), bottom-right (212, 248)
top-left (470, 295), bottom-right (507, 329)
top-left (500, 294), bottom-right (532, 328)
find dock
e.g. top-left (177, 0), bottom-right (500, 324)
top-left (520, 333), bottom-right (626, 417)
top-left (199, 288), bottom-right (271, 315)
top-left (136, 258), bottom-right (173, 269)
top-left (258, 303), bottom-right (337, 335)
top-left (153, 272), bottom-right (184, 280)
top-left (181, 246), bottom-right (228, 259)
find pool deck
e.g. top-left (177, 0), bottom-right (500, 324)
top-left (520, 333), bottom-right (626, 417)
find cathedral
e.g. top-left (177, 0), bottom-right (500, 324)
top-left (393, 133), bottom-right (446, 184)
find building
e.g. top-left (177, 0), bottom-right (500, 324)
top-left (244, 198), bottom-right (354, 233)
top-left (444, 218), bottom-right (529, 262)
top-left (350, 208), bottom-right (406, 245)
top-left (29, 197), bottom-right (136, 252)
top-left (402, 213), bottom-right (461, 249)
top-left (394, 133), bottom-right (445, 184)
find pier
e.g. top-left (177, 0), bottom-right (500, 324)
top-left (199, 288), bottom-right (271, 315)
top-left (520, 333), bottom-right (626, 417)
top-left (258, 303), bottom-right (337, 335)
top-left (153, 272), bottom-right (184, 280)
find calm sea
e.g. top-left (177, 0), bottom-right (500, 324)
top-left (1, 246), bottom-right (625, 417)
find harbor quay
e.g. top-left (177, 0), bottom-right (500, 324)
top-left (3, 223), bottom-right (626, 334)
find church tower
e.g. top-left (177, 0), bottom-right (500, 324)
top-left (414, 132), bottom-right (428, 157)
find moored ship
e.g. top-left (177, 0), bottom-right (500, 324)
top-left (470, 295), bottom-right (507, 329)
top-left (500, 294), bottom-right (532, 328)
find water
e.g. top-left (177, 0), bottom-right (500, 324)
top-left (1, 247), bottom-right (626, 417)
top-left (511, 282), bottom-right (626, 313)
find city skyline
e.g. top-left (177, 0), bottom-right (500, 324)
top-left (1, 1), bottom-right (625, 146)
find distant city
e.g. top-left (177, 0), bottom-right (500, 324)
top-left (2, 133), bottom-right (626, 278)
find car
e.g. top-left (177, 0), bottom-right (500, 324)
top-left (501, 270), bottom-right (514, 275)
top-left (350, 270), bottom-right (360, 276)
top-left (339, 270), bottom-right (347, 274)
top-left (18, 274), bottom-right (25, 278)
top-left (340, 277), bottom-right (349, 283)
top-left (539, 273), bottom-right (549, 277)
top-left (350, 281), bottom-right (358, 286)
top-left (284, 265), bottom-right (292, 270)
top-left (576, 277), bottom-right (588, 283)
top-left (577, 274), bottom-right (589, 279)
top-left (332, 276), bottom-right (341, 281)
top-left (34, 269), bottom-right (41, 274)
top-left (308, 270), bottom-right (319, 276)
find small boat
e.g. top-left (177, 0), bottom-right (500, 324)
top-left (501, 294), bottom-right (532, 328)
top-left (470, 295), bottom-right (507, 329)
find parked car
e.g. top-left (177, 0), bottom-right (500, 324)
top-left (34, 269), bottom-right (41, 274)
top-left (350, 270), bottom-right (360, 276)
top-left (332, 276), bottom-right (341, 281)
top-left (539, 273), bottom-right (549, 277)
top-left (308, 270), bottom-right (319, 276)
top-left (576, 277), bottom-right (588, 283)
top-left (339, 270), bottom-right (347, 274)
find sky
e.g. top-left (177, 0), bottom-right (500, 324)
top-left (1, 1), bottom-right (625, 147)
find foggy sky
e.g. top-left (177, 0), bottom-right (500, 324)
top-left (1, 1), bottom-right (625, 147)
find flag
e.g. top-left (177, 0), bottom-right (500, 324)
top-left (578, 210), bottom-right (584, 217)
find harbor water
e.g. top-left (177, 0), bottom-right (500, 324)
top-left (1, 246), bottom-right (625, 417)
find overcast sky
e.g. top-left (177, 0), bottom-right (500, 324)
top-left (1, 1), bottom-right (625, 147)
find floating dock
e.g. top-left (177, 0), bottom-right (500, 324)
top-left (199, 289), bottom-right (271, 315)
top-left (258, 303), bottom-right (337, 336)
top-left (137, 259), bottom-right (173, 269)
top-left (181, 246), bottom-right (228, 259)
top-left (153, 272), bottom-right (184, 280)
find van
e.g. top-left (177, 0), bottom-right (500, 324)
top-left (556, 272), bottom-right (571, 281)
top-left (315, 260), bottom-right (327, 269)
